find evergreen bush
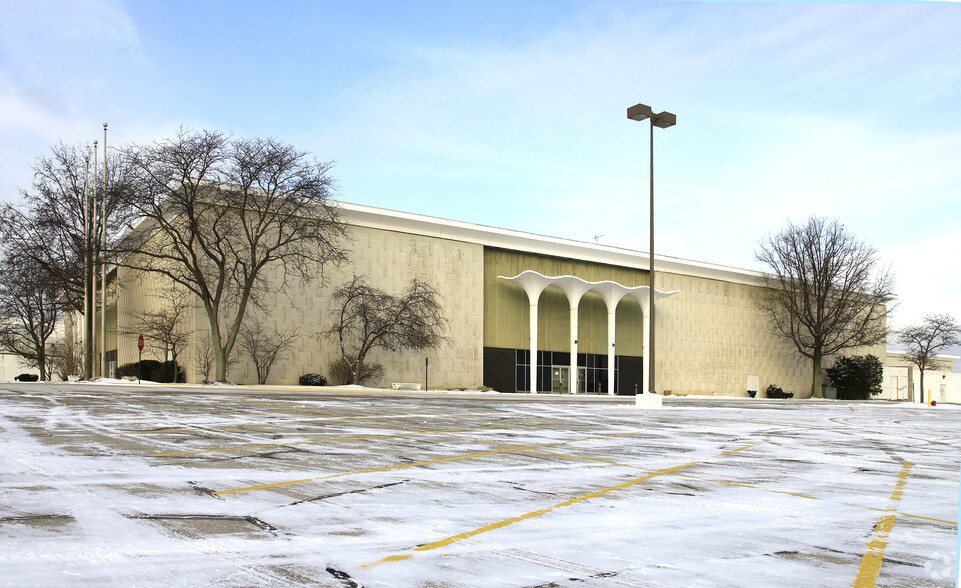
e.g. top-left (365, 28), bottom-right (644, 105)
top-left (826, 355), bottom-right (883, 400)
top-left (117, 360), bottom-right (184, 383)
top-left (299, 373), bottom-right (327, 386)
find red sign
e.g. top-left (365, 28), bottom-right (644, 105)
top-left (137, 335), bottom-right (145, 351)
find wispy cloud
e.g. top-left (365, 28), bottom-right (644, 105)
top-left (1, 1), bottom-right (958, 331)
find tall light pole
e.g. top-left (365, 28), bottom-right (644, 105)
top-left (627, 103), bottom-right (675, 396)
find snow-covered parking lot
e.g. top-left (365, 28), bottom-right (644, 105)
top-left (0, 383), bottom-right (958, 587)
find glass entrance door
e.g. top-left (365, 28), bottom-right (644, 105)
top-left (551, 367), bottom-right (569, 394)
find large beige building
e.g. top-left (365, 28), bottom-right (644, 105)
top-left (96, 201), bottom-right (884, 397)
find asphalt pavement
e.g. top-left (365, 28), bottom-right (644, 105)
top-left (1, 383), bottom-right (957, 587)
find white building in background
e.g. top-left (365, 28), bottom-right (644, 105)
top-left (0, 351), bottom-right (34, 381)
top-left (0, 320), bottom-right (67, 382)
top-left (881, 349), bottom-right (961, 404)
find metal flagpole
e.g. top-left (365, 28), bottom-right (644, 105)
top-left (89, 140), bottom-right (98, 378)
top-left (82, 149), bottom-right (91, 379)
top-left (101, 123), bottom-right (108, 378)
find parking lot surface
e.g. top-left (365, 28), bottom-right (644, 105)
top-left (0, 383), bottom-right (958, 587)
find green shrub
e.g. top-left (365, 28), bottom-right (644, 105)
top-left (299, 373), bottom-right (327, 386)
top-left (118, 360), bottom-right (162, 380)
top-left (117, 360), bottom-right (184, 383)
top-left (826, 355), bottom-right (883, 400)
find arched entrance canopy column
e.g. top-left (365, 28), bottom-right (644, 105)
top-left (509, 271), bottom-right (555, 394)
top-left (552, 276), bottom-right (593, 394)
top-left (499, 270), bottom-right (678, 394)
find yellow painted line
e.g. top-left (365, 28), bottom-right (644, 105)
top-left (889, 511), bottom-right (955, 526)
top-left (152, 422), bottom-right (558, 456)
top-left (670, 470), bottom-right (955, 527)
top-left (114, 418), bottom-right (332, 435)
top-left (135, 400), bottom-right (957, 530)
top-left (212, 439), bottom-right (582, 495)
top-left (361, 445), bottom-right (756, 569)
top-left (201, 405), bottom-right (955, 529)
top-left (120, 410), bottom-right (478, 435)
top-left (236, 405), bottom-right (581, 455)
top-left (852, 461), bottom-right (913, 588)
top-left (93, 416), bottom-right (168, 421)
top-left (124, 407), bottom-right (513, 435)
top-left (155, 433), bottom-right (400, 456)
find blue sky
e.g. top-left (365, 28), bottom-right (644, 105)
top-left (2, 0), bottom-right (959, 342)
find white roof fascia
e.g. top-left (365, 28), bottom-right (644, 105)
top-left (886, 349), bottom-right (961, 361)
top-left (338, 200), bottom-right (765, 287)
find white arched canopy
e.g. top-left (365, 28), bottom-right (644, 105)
top-left (499, 270), bottom-right (679, 394)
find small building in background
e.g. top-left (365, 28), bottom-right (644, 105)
top-left (882, 349), bottom-right (960, 404)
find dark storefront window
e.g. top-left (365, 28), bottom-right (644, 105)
top-left (515, 349), bottom-right (617, 393)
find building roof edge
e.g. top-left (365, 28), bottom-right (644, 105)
top-left (338, 200), bottom-right (766, 286)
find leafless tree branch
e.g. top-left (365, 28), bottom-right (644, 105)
top-left (326, 276), bottom-right (448, 385)
top-left (893, 313), bottom-right (960, 403)
top-left (117, 129), bottom-right (348, 382)
top-left (755, 216), bottom-right (895, 397)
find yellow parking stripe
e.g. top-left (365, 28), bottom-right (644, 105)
top-left (127, 399), bottom-right (951, 541)
top-left (852, 461), bottom-right (914, 588)
top-left (115, 418), bottom-right (332, 435)
top-left (212, 439), bottom-right (582, 495)
top-left (361, 445), bottom-right (755, 569)
top-left (118, 408), bottom-right (516, 435)
top-left (153, 422), bottom-right (558, 456)
top-left (671, 470), bottom-right (955, 527)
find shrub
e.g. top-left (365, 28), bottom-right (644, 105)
top-left (327, 357), bottom-right (383, 386)
top-left (117, 360), bottom-right (183, 383)
top-left (152, 361), bottom-right (185, 383)
top-left (826, 355), bottom-right (883, 400)
top-left (765, 384), bottom-right (793, 399)
top-left (299, 373), bottom-right (327, 386)
top-left (118, 360), bottom-right (161, 380)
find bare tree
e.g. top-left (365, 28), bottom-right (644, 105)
top-left (49, 338), bottom-right (84, 381)
top-left (327, 276), bottom-right (448, 385)
top-left (893, 313), bottom-right (961, 404)
top-left (0, 142), bottom-right (137, 378)
top-left (119, 129), bottom-right (348, 382)
top-left (194, 332), bottom-right (216, 384)
top-left (0, 254), bottom-right (63, 380)
top-left (122, 286), bottom-right (193, 382)
top-left (755, 216), bottom-right (894, 398)
top-left (239, 318), bottom-right (300, 385)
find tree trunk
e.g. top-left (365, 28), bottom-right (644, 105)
top-left (811, 352), bottom-right (823, 398)
top-left (201, 299), bottom-right (231, 383)
top-left (919, 369), bottom-right (925, 404)
top-left (205, 313), bottom-right (228, 383)
top-left (214, 345), bottom-right (227, 383)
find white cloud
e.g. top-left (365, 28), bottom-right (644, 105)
top-left (0, 0), bottom-right (143, 200)
top-left (1, 1), bottom-right (958, 340)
